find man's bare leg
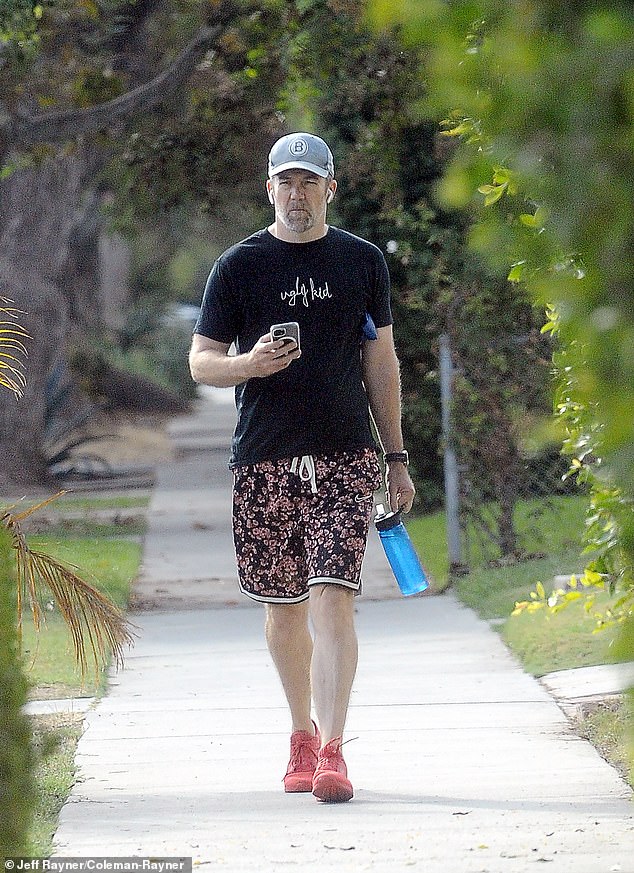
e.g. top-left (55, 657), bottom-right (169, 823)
top-left (309, 583), bottom-right (358, 745)
top-left (265, 600), bottom-right (314, 734)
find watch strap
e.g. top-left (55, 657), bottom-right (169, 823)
top-left (384, 451), bottom-right (409, 466)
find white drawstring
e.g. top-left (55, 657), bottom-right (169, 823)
top-left (290, 455), bottom-right (317, 493)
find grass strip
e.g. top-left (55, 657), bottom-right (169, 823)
top-left (52, 495), bottom-right (151, 511)
top-left (29, 713), bottom-right (85, 856)
top-left (574, 700), bottom-right (631, 784)
top-left (19, 529), bottom-right (143, 853)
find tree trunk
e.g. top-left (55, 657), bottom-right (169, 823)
top-left (0, 147), bottom-right (101, 492)
top-left (0, 260), bottom-right (69, 491)
top-left (98, 231), bottom-right (131, 336)
top-left (495, 483), bottom-right (519, 556)
top-left (489, 412), bottom-right (521, 557)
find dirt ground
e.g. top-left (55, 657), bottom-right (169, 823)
top-left (92, 412), bottom-right (175, 464)
top-left (67, 410), bottom-right (176, 467)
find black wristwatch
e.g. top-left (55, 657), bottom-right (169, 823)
top-left (384, 451), bottom-right (409, 466)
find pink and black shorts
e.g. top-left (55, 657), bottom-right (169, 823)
top-left (232, 448), bottom-right (382, 603)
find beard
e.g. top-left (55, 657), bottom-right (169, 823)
top-left (280, 206), bottom-right (315, 234)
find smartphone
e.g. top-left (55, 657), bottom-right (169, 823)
top-left (270, 321), bottom-right (301, 352)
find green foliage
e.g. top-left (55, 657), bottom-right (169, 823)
top-left (0, 0), bottom-right (43, 66)
top-left (71, 67), bottom-right (125, 107)
top-left (372, 0), bottom-right (634, 471)
top-left (1, 0), bottom-right (126, 98)
top-left (441, 256), bottom-right (557, 557)
top-left (501, 228), bottom-right (632, 629)
top-left (288, 1), bottom-right (559, 538)
top-left (112, 2), bottom-right (289, 217)
top-left (503, 592), bottom-right (618, 678)
top-left (2, 0), bottom-right (289, 217)
top-left (0, 526), bottom-right (36, 856)
top-left (115, 312), bottom-right (199, 402)
top-left (369, 2), bottom-right (634, 643)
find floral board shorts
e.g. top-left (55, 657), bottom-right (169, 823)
top-left (232, 448), bottom-right (383, 604)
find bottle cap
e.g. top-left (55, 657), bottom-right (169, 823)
top-left (374, 504), bottom-right (402, 531)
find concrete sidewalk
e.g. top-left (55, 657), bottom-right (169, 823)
top-left (54, 389), bottom-right (634, 872)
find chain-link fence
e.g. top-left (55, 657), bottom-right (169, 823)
top-left (438, 328), bottom-right (582, 578)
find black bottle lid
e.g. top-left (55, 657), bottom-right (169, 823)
top-left (374, 503), bottom-right (403, 531)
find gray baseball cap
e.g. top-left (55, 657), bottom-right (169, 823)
top-left (268, 133), bottom-right (335, 179)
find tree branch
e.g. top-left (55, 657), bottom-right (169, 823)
top-left (8, 14), bottom-right (234, 150)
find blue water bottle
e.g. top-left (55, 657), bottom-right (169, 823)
top-left (374, 503), bottom-right (429, 596)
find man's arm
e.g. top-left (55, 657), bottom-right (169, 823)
top-left (362, 325), bottom-right (416, 513)
top-left (189, 333), bottom-right (301, 388)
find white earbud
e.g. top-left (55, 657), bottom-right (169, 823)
top-left (326, 190), bottom-right (334, 203)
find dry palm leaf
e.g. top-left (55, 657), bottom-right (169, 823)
top-left (2, 492), bottom-right (136, 677)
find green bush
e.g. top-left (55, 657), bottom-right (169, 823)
top-left (369, 3), bottom-right (634, 756)
top-left (0, 526), bottom-right (35, 855)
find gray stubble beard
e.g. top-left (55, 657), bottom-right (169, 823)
top-left (280, 208), bottom-right (315, 235)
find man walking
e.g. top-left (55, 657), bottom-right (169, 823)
top-left (189, 132), bottom-right (415, 803)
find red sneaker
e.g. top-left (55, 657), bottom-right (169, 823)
top-left (283, 722), bottom-right (320, 793)
top-left (312, 737), bottom-right (353, 803)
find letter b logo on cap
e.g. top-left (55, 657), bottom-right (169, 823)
top-left (289, 138), bottom-right (309, 156)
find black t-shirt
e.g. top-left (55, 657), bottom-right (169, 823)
top-left (194, 227), bottom-right (392, 466)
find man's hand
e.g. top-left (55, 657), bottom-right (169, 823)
top-left (386, 462), bottom-right (416, 514)
top-left (189, 331), bottom-right (300, 387)
top-left (246, 332), bottom-right (301, 378)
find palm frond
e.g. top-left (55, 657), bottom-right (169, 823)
top-left (0, 297), bottom-right (30, 398)
top-left (0, 357), bottom-right (28, 391)
top-left (27, 549), bottom-right (135, 674)
top-left (7, 490), bottom-right (70, 522)
top-left (1, 495), bottom-right (136, 678)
